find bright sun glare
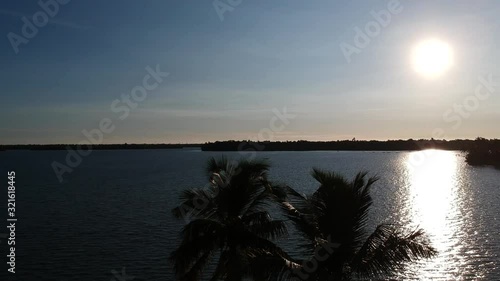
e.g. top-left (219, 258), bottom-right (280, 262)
top-left (412, 39), bottom-right (453, 78)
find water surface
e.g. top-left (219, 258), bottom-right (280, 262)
top-left (1, 150), bottom-right (498, 280)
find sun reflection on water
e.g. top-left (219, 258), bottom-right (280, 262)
top-left (402, 150), bottom-right (470, 280)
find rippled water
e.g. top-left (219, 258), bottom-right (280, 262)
top-left (0, 150), bottom-right (498, 280)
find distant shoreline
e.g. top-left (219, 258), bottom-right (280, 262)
top-left (0, 144), bottom-right (202, 151)
top-left (2, 138), bottom-right (499, 152)
top-left (201, 139), bottom-right (499, 152)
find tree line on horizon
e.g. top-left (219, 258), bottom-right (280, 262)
top-left (465, 138), bottom-right (500, 168)
top-left (2, 138), bottom-right (499, 158)
top-left (201, 138), bottom-right (500, 152)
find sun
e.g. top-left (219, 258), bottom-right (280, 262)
top-left (411, 39), bottom-right (453, 78)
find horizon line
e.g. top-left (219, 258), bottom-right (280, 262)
top-left (1, 137), bottom-right (498, 146)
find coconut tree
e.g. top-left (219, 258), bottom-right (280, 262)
top-left (170, 156), bottom-right (297, 281)
top-left (280, 169), bottom-right (437, 280)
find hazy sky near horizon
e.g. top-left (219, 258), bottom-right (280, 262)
top-left (0, 0), bottom-right (499, 144)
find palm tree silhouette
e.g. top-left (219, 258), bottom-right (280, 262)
top-left (280, 169), bottom-right (437, 280)
top-left (171, 156), bottom-right (296, 281)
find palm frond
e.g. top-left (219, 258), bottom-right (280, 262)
top-left (350, 172), bottom-right (378, 246)
top-left (350, 224), bottom-right (437, 279)
top-left (236, 158), bottom-right (271, 178)
top-left (245, 213), bottom-right (288, 240)
top-left (170, 219), bottom-right (223, 276)
top-left (177, 251), bottom-right (212, 281)
top-left (280, 199), bottom-right (320, 252)
top-left (206, 156), bottom-right (228, 175)
top-left (247, 252), bottom-right (302, 281)
top-left (238, 184), bottom-right (269, 217)
top-left (209, 250), bottom-right (229, 281)
top-left (311, 168), bottom-right (348, 187)
top-left (172, 188), bottom-right (217, 220)
top-left (309, 170), bottom-right (378, 252)
top-left (172, 157), bottom-right (294, 281)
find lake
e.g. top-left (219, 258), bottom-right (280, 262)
top-left (1, 150), bottom-right (499, 280)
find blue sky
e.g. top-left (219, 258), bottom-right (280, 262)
top-left (1, 0), bottom-right (499, 144)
